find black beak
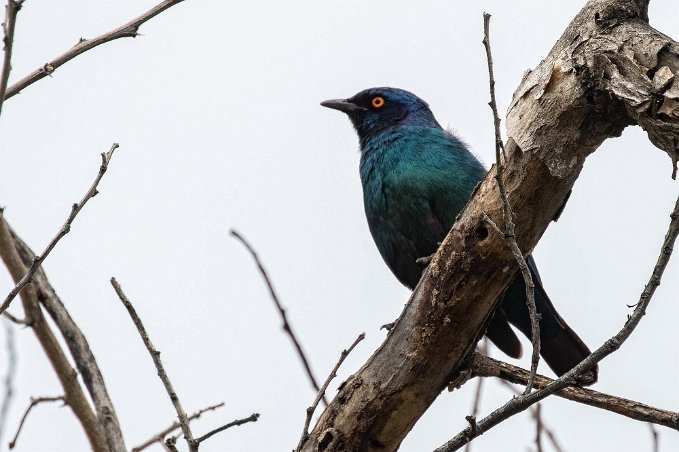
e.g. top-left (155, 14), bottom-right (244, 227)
top-left (320, 98), bottom-right (366, 114)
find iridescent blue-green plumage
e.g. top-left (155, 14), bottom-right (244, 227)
top-left (322, 87), bottom-right (595, 381)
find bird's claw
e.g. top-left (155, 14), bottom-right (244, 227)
top-left (416, 254), bottom-right (434, 266)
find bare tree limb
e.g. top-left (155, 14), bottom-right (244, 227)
top-left (0, 143), bottom-right (118, 316)
top-left (0, 318), bottom-right (17, 443)
top-left (110, 277), bottom-right (197, 452)
top-left (0, 214), bottom-right (109, 452)
top-left (0, 0), bottom-right (22, 115)
top-left (4, 0), bottom-right (185, 101)
top-left (230, 229), bottom-right (327, 405)
top-left (469, 353), bottom-right (679, 431)
top-left (482, 12), bottom-right (540, 395)
top-left (194, 413), bottom-right (260, 445)
top-left (296, 333), bottom-right (365, 452)
top-left (8, 395), bottom-right (65, 449)
top-left (132, 402), bottom-right (225, 452)
top-left (300, 1), bottom-right (679, 449)
top-left (437, 190), bottom-right (679, 450)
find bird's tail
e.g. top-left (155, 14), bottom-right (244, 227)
top-left (496, 257), bottom-right (598, 385)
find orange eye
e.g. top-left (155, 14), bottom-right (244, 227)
top-left (371, 97), bottom-right (385, 108)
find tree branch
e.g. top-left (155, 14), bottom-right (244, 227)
top-left (132, 402), bottom-right (225, 452)
top-left (194, 413), bottom-right (260, 445)
top-left (0, 318), bottom-right (17, 443)
top-left (110, 277), bottom-right (197, 452)
top-left (8, 395), bottom-right (64, 449)
top-left (482, 12), bottom-right (540, 395)
top-left (470, 353), bottom-right (679, 431)
top-left (463, 340), bottom-right (487, 452)
top-left (436, 190), bottom-right (679, 450)
top-left (300, 1), bottom-right (679, 449)
top-left (4, 0), bottom-right (185, 101)
top-left (0, 143), bottom-right (118, 316)
top-left (0, 0), bottom-right (22, 115)
top-left (0, 214), bottom-right (109, 452)
top-left (3, 221), bottom-right (129, 452)
top-left (231, 229), bottom-right (326, 404)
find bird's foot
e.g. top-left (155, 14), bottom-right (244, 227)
top-left (380, 321), bottom-right (395, 332)
top-left (572, 369), bottom-right (598, 387)
top-left (416, 254), bottom-right (434, 266)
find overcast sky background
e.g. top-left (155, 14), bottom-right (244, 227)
top-left (0, 1), bottom-right (678, 451)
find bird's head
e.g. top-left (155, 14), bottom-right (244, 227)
top-left (321, 87), bottom-right (439, 143)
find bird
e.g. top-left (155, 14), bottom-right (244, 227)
top-left (321, 87), bottom-right (596, 383)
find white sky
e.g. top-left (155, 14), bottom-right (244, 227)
top-left (0, 1), bottom-right (678, 451)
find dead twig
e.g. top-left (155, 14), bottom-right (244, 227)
top-left (534, 403), bottom-right (543, 452)
top-left (473, 353), bottom-right (679, 430)
top-left (0, 143), bottom-right (119, 316)
top-left (0, 318), bottom-right (17, 443)
top-left (8, 395), bottom-right (65, 449)
top-left (194, 413), bottom-right (260, 445)
top-left (230, 229), bottom-right (327, 405)
top-left (296, 332), bottom-right (365, 452)
top-left (110, 277), bottom-right (197, 452)
top-left (464, 339), bottom-right (488, 452)
top-left (4, 0), bottom-right (185, 100)
top-left (0, 0), bottom-right (22, 115)
top-left (132, 402), bottom-right (225, 452)
top-left (482, 12), bottom-right (540, 395)
top-left (2, 311), bottom-right (27, 325)
top-left (435, 191), bottom-right (679, 451)
top-left (649, 423), bottom-right (660, 452)
top-left (495, 379), bottom-right (563, 452)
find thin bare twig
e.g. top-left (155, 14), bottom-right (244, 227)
top-left (534, 403), bottom-right (544, 452)
top-left (2, 311), bottom-right (26, 325)
top-left (438, 193), bottom-right (679, 450)
top-left (132, 402), bottom-right (225, 452)
top-left (8, 395), bottom-right (65, 449)
top-left (473, 353), bottom-right (679, 430)
top-left (482, 12), bottom-right (540, 395)
top-left (436, 190), bottom-right (679, 451)
top-left (0, 0), bottom-right (22, 115)
top-left (0, 318), bottom-right (17, 443)
top-left (110, 277), bottom-right (197, 452)
top-left (649, 423), bottom-right (660, 452)
top-left (4, 0), bottom-right (185, 100)
top-left (464, 339), bottom-right (488, 452)
top-left (194, 413), bottom-right (260, 444)
top-left (496, 379), bottom-right (563, 452)
top-left (296, 332), bottom-right (365, 452)
top-left (230, 229), bottom-right (327, 405)
top-left (0, 143), bottom-right (119, 316)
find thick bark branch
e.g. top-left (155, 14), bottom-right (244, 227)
top-left (300, 1), bottom-right (679, 450)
